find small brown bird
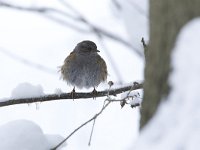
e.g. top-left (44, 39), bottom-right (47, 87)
top-left (60, 40), bottom-right (108, 97)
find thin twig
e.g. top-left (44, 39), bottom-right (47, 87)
top-left (106, 82), bottom-right (142, 108)
top-left (0, 1), bottom-right (75, 18)
top-left (51, 82), bottom-right (140, 149)
top-left (0, 1), bottom-right (144, 57)
top-left (51, 101), bottom-right (111, 150)
top-left (141, 37), bottom-right (148, 59)
top-left (87, 81), bottom-right (114, 146)
top-left (57, 0), bottom-right (143, 57)
top-left (141, 37), bottom-right (147, 48)
top-left (96, 34), bottom-right (124, 83)
top-left (127, 0), bottom-right (149, 18)
top-left (88, 119), bottom-right (96, 146)
top-left (0, 82), bottom-right (143, 107)
top-left (43, 14), bottom-right (90, 33)
top-left (0, 46), bottom-right (56, 75)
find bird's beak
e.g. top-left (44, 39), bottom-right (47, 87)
top-left (96, 49), bottom-right (100, 52)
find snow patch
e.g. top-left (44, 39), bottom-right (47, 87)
top-left (46, 134), bottom-right (67, 149)
top-left (121, 90), bottom-right (142, 107)
top-left (0, 120), bottom-right (66, 150)
top-left (11, 82), bottom-right (44, 98)
top-left (134, 18), bottom-right (200, 150)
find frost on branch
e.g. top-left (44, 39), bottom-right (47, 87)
top-left (105, 82), bottom-right (142, 108)
top-left (0, 81), bottom-right (143, 107)
top-left (11, 82), bottom-right (44, 99)
top-left (120, 90), bottom-right (141, 108)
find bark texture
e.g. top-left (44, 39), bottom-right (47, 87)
top-left (141, 0), bottom-right (200, 128)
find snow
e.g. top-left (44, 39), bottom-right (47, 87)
top-left (0, 120), bottom-right (65, 150)
top-left (133, 18), bottom-right (200, 150)
top-left (46, 134), bottom-right (66, 149)
top-left (121, 90), bottom-right (142, 107)
top-left (54, 88), bottom-right (63, 96)
top-left (11, 82), bottom-right (44, 99)
top-left (0, 0), bottom-right (146, 149)
top-left (129, 92), bottom-right (141, 106)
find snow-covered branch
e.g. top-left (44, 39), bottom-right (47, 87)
top-left (0, 82), bottom-right (143, 107)
top-left (51, 81), bottom-right (141, 150)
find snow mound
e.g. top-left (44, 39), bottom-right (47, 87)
top-left (11, 82), bottom-right (44, 98)
top-left (0, 120), bottom-right (66, 150)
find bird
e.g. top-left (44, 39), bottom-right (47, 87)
top-left (60, 40), bottom-right (108, 98)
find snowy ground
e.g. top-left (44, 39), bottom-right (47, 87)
top-left (0, 0), bottom-right (147, 149)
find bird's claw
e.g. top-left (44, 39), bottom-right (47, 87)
top-left (70, 87), bottom-right (76, 100)
top-left (92, 88), bottom-right (98, 99)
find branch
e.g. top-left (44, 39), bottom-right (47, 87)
top-left (51, 101), bottom-right (111, 150)
top-left (0, 1), bottom-right (143, 57)
top-left (57, 0), bottom-right (143, 56)
top-left (0, 1), bottom-right (88, 32)
top-left (0, 82), bottom-right (143, 107)
top-left (51, 82), bottom-right (141, 150)
top-left (96, 34), bottom-right (124, 83)
top-left (141, 37), bottom-right (148, 59)
top-left (0, 46), bottom-right (56, 75)
top-left (0, 1), bottom-right (75, 18)
top-left (127, 0), bottom-right (149, 18)
top-left (141, 37), bottom-right (147, 48)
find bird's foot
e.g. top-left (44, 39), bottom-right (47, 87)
top-left (70, 87), bottom-right (76, 100)
top-left (92, 88), bottom-right (98, 100)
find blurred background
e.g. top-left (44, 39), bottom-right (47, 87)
top-left (0, 0), bottom-right (148, 149)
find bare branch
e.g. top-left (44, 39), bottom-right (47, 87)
top-left (96, 34), bottom-right (124, 83)
top-left (0, 1), bottom-right (89, 32)
top-left (88, 116), bottom-right (96, 146)
top-left (51, 81), bottom-right (141, 149)
top-left (106, 82), bottom-right (142, 108)
top-left (127, 0), bottom-right (149, 18)
top-left (0, 46), bottom-right (56, 75)
top-left (43, 14), bottom-right (89, 33)
top-left (51, 101), bottom-right (111, 150)
top-left (141, 37), bottom-right (147, 48)
top-left (0, 1), bottom-right (144, 57)
top-left (0, 82), bottom-right (143, 107)
top-left (0, 1), bottom-right (75, 18)
top-left (141, 37), bottom-right (148, 59)
top-left (112, 0), bottom-right (148, 18)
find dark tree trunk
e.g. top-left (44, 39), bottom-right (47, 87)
top-left (140, 0), bottom-right (200, 128)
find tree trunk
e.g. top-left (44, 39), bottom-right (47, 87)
top-left (140, 0), bottom-right (200, 128)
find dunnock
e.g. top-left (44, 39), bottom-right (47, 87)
top-left (60, 40), bottom-right (108, 97)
